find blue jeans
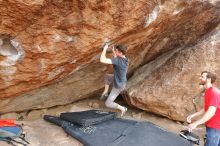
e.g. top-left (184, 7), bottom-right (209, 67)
top-left (205, 127), bottom-right (220, 146)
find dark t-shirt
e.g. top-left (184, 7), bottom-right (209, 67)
top-left (111, 57), bottom-right (129, 89)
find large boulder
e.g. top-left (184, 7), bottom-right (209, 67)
top-left (0, 0), bottom-right (219, 114)
top-left (0, 0), bottom-right (156, 113)
top-left (124, 25), bottom-right (220, 121)
top-left (0, 0), bottom-right (155, 98)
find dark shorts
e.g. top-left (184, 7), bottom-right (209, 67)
top-left (104, 74), bottom-right (125, 90)
top-left (104, 74), bottom-right (114, 85)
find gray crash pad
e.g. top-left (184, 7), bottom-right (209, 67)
top-left (44, 113), bottom-right (193, 146)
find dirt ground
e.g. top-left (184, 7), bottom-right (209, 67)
top-left (0, 97), bottom-right (205, 146)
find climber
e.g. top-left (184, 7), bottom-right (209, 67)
top-left (100, 43), bottom-right (129, 116)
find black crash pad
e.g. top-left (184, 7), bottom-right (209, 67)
top-left (60, 110), bottom-right (116, 126)
top-left (44, 115), bottom-right (193, 146)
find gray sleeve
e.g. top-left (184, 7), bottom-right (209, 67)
top-left (111, 57), bottom-right (119, 66)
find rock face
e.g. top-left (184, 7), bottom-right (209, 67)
top-left (0, 0), bottom-right (157, 112)
top-left (124, 25), bottom-right (220, 121)
top-left (0, 0), bottom-right (155, 98)
top-left (0, 0), bottom-right (219, 122)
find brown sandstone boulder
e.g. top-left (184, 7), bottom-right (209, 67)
top-left (124, 25), bottom-right (220, 121)
top-left (0, 0), bottom-right (156, 113)
top-left (0, 0), bottom-right (155, 98)
top-left (0, 0), bottom-right (219, 115)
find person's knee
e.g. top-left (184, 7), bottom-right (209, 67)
top-left (105, 100), bottom-right (112, 108)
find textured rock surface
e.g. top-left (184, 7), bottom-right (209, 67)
top-left (0, 0), bottom-right (219, 118)
top-left (0, 0), bottom-right (155, 98)
top-left (124, 25), bottom-right (220, 121)
top-left (0, 0), bottom-right (157, 113)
